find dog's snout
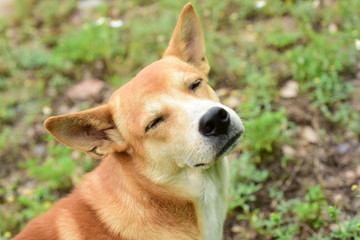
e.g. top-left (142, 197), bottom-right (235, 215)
top-left (199, 107), bottom-right (230, 136)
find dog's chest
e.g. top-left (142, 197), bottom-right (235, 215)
top-left (183, 160), bottom-right (228, 240)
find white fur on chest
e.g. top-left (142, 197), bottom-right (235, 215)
top-left (182, 159), bottom-right (229, 240)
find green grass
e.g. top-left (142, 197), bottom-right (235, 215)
top-left (0, 0), bottom-right (359, 239)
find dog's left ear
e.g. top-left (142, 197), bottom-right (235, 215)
top-left (163, 3), bottom-right (210, 75)
top-left (44, 104), bottom-right (127, 159)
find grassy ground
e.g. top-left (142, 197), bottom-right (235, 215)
top-left (0, 0), bottom-right (360, 239)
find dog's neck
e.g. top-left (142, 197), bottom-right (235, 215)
top-left (78, 153), bottom-right (201, 240)
top-left (177, 160), bottom-right (229, 240)
top-left (77, 153), bottom-right (228, 240)
top-left (147, 158), bottom-right (229, 240)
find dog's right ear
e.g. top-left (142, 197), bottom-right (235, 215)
top-left (44, 105), bottom-right (127, 159)
top-left (163, 3), bottom-right (210, 75)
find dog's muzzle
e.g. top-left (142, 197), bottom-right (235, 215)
top-left (195, 107), bottom-right (243, 167)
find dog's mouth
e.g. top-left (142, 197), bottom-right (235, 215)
top-left (193, 132), bottom-right (242, 168)
top-left (194, 163), bottom-right (206, 167)
top-left (215, 132), bottom-right (242, 159)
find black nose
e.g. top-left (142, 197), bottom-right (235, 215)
top-left (199, 107), bottom-right (230, 136)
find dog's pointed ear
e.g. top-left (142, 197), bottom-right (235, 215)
top-left (163, 3), bottom-right (210, 75)
top-left (44, 104), bottom-right (126, 159)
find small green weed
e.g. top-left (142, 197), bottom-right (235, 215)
top-left (243, 109), bottom-right (290, 153)
top-left (228, 152), bottom-right (269, 212)
top-left (294, 185), bottom-right (327, 229)
top-left (20, 137), bottom-right (95, 190)
top-left (53, 23), bottom-right (125, 65)
top-left (12, 45), bottom-right (50, 70)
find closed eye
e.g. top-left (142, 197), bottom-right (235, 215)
top-left (189, 79), bottom-right (203, 92)
top-left (145, 116), bottom-right (165, 132)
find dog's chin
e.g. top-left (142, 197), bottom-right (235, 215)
top-left (189, 132), bottom-right (243, 169)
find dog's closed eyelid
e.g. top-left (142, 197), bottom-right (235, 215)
top-left (189, 78), bottom-right (203, 92)
top-left (145, 116), bottom-right (165, 132)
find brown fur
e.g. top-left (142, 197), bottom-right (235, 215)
top-left (15, 153), bottom-right (200, 240)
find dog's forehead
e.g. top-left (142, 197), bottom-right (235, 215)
top-left (108, 57), bottom-right (203, 132)
top-left (110, 57), bottom-right (200, 104)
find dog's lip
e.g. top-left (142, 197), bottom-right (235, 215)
top-left (193, 163), bottom-right (212, 169)
top-left (194, 163), bottom-right (206, 167)
top-left (216, 132), bottom-right (242, 159)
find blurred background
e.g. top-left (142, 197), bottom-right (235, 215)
top-left (0, 0), bottom-right (359, 239)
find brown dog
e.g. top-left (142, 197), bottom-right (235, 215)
top-left (14, 3), bottom-right (244, 240)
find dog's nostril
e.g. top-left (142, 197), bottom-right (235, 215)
top-left (204, 122), bottom-right (215, 134)
top-left (218, 109), bottom-right (229, 121)
top-left (199, 107), bottom-right (230, 136)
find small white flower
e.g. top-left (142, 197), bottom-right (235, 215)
top-left (42, 106), bottom-right (52, 115)
top-left (255, 1), bottom-right (266, 9)
top-left (355, 39), bottom-right (360, 50)
top-left (109, 19), bottom-right (123, 28)
top-left (77, 0), bottom-right (104, 10)
top-left (328, 23), bottom-right (337, 34)
top-left (96, 17), bottom-right (106, 25)
top-left (313, 0), bottom-right (320, 8)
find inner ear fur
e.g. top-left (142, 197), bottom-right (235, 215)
top-left (163, 3), bottom-right (210, 75)
top-left (44, 104), bottom-right (126, 159)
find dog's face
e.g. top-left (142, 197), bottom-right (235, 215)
top-left (110, 57), bottom-right (243, 171)
top-left (45, 4), bottom-right (244, 183)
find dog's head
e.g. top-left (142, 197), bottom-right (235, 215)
top-left (45, 3), bottom-right (244, 182)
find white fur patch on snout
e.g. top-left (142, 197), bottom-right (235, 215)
top-left (181, 100), bottom-right (244, 167)
top-left (184, 100), bottom-right (242, 128)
